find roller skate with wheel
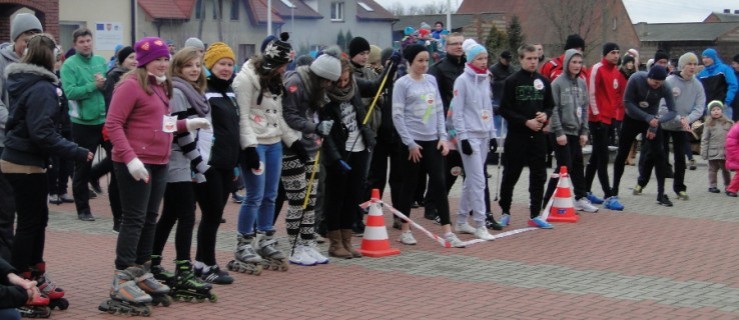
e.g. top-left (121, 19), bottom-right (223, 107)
top-left (254, 231), bottom-right (288, 271)
top-left (227, 233), bottom-right (263, 275)
top-left (98, 268), bottom-right (152, 316)
top-left (149, 255), bottom-right (175, 287)
top-left (133, 265), bottom-right (172, 307)
top-left (18, 293), bottom-right (51, 318)
top-left (169, 260), bottom-right (217, 303)
top-left (25, 263), bottom-right (69, 311)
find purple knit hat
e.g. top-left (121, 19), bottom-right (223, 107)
top-left (135, 37), bottom-right (170, 67)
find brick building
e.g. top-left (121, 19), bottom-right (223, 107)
top-left (0, 0), bottom-right (59, 42)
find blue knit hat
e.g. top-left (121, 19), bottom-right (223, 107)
top-left (462, 39), bottom-right (487, 62)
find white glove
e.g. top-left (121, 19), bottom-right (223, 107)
top-left (186, 118), bottom-right (211, 131)
top-left (126, 158), bottom-right (149, 182)
top-left (316, 120), bottom-right (334, 136)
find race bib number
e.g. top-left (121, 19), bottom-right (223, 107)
top-left (163, 115), bottom-right (177, 133)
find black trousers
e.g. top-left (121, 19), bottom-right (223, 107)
top-left (113, 162), bottom-right (168, 270)
top-left (195, 168), bottom-right (231, 266)
top-left (100, 141), bottom-right (122, 226)
top-left (0, 147), bottom-right (17, 261)
top-left (397, 140), bottom-right (451, 226)
top-left (613, 116), bottom-right (667, 196)
top-left (499, 131), bottom-right (547, 218)
top-left (585, 122), bottom-right (613, 198)
top-left (71, 123), bottom-right (103, 214)
top-left (325, 150), bottom-right (369, 231)
top-left (6, 172), bottom-right (47, 272)
top-left (366, 137), bottom-right (404, 207)
top-left (153, 182), bottom-right (196, 261)
top-left (544, 134), bottom-right (587, 204)
top-left (47, 131), bottom-right (73, 196)
top-left (638, 130), bottom-right (687, 194)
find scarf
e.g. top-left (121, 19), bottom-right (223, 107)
top-left (147, 72), bottom-right (167, 85)
top-left (326, 78), bottom-right (356, 103)
top-left (208, 75), bottom-right (233, 94)
top-left (172, 77), bottom-right (210, 117)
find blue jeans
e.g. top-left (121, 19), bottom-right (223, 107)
top-left (237, 142), bottom-right (282, 235)
top-left (0, 308), bottom-right (20, 320)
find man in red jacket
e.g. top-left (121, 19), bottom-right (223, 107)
top-left (584, 42), bottom-right (625, 210)
top-left (539, 34), bottom-right (586, 81)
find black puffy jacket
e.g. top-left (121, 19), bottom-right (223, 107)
top-left (2, 63), bottom-right (88, 168)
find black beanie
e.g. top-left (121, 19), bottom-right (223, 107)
top-left (654, 50), bottom-right (669, 62)
top-left (602, 42), bottom-right (619, 56)
top-left (564, 34), bottom-right (585, 51)
top-left (117, 46), bottom-right (135, 65)
top-left (262, 32), bottom-right (293, 70)
top-left (348, 37), bottom-right (370, 58)
top-left (647, 65), bottom-right (668, 81)
top-left (403, 44), bottom-right (427, 64)
top-left (621, 54), bottom-right (635, 66)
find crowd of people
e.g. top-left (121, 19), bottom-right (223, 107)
top-left (0, 13), bottom-right (738, 318)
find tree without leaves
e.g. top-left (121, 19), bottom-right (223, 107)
top-left (541, 0), bottom-right (598, 58)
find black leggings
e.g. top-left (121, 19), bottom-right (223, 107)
top-left (325, 150), bottom-right (369, 231)
top-left (585, 122), bottom-right (613, 198)
top-left (613, 116), bottom-right (666, 196)
top-left (153, 182), bottom-right (196, 261)
top-left (195, 168), bottom-right (231, 266)
top-left (397, 140), bottom-right (450, 226)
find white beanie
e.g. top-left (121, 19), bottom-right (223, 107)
top-left (310, 46), bottom-right (342, 82)
top-left (11, 13), bottom-right (43, 42)
top-left (462, 39), bottom-right (487, 62)
top-left (184, 37), bottom-right (205, 50)
top-left (677, 52), bottom-right (698, 71)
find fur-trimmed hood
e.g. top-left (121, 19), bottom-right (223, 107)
top-left (5, 62), bottom-right (59, 98)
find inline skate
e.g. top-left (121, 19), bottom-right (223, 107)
top-left (169, 260), bottom-right (217, 302)
top-left (254, 231), bottom-right (288, 271)
top-left (134, 265), bottom-right (172, 307)
top-left (18, 293), bottom-right (50, 318)
top-left (226, 233), bottom-right (263, 275)
top-left (24, 263), bottom-right (68, 311)
top-left (149, 255), bottom-right (175, 287)
top-left (98, 268), bottom-right (152, 316)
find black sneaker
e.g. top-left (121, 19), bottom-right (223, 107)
top-left (726, 191), bottom-right (738, 197)
top-left (485, 213), bottom-right (503, 231)
top-left (89, 188), bottom-right (97, 199)
top-left (424, 208), bottom-right (438, 220)
top-left (90, 180), bottom-right (103, 194)
top-left (657, 194), bottom-right (673, 207)
top-left (199, 265), bottom-right (234, 285)
top-left (708, 187), bottom-right (721, 193)
top-left (77, 211), bottom-right (96, 221)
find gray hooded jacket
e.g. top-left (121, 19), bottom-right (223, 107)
top-left (549, 49), bottom-right (589, 137)
top-left (0, 43), bottom-right (21, 148)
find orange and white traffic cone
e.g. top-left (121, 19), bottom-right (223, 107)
top-left (546, 166), bottom-right (579, 223)
top-left (357, 189), bottom-right (401, 257)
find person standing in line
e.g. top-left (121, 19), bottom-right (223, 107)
top-left (497, 44), bottom-right (554, 229)
top-left (47, 46), bottom-right (75, 206)
top-left (1, 33), bottom-right (92, 306)
top-left (231, 34), bottom-right (318, 268)
top-left (611, 65), bottom-right (677, 207)
top-left (392, 44), bottom-right (465, 247)
top-left (583, 43), bottom-right (624, 210)
top-left (725, 111), bottom-right (739, 197)
top-left (698, 48), bottom-right (737, 120)
top-left (539, 34), bottom-right (586, 82)
top-left (192, 43), bottom-right (240, 284)
top-left (61, 27), bottom-right (110, 221)
top-left (149, 47), bottom-right (212, 294)
top-left (701, 101), bottom-right (734, 195)
top-left (450, 40), bottom-right (498, 240)
top-left (103, 37), bottom-right (210, 312)
top-left (543, 49), bottom-right (599, 213)
top-left (634, 53), bottom-right (705, 200)
top-left (281, 48), bottom-right (341, 264)
top-left (0, 13), bottom-right (43, 261)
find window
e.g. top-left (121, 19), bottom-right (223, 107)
top-left (231, 0), bottom-right (239, 20)
top-left (331, 2), bottom-right (344, 21)
top-left (195, 0), bottom-right (203, 19)
top-left (357, 2), bottom-right (373, 12)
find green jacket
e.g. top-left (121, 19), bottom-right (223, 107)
top-left (60, 53), bottom-right (108, 125)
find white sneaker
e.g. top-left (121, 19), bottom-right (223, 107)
top-left (398, 231), bottom-right (417, 245)
top-left (474, 227), bottom-right (495, 241)
top-left (444, 233), bottom-right (465, 248)
top-left (288, 246), bottom-right (318, 266)
top-left (574, 198), bottom-right (599, 213)
top-left (455, 222), bottom-right (476, 234)
top-left (305, 244), bottom-right (329, 264)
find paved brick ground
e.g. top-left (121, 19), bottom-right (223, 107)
top-left (23, 156), bottom-right (739, 319)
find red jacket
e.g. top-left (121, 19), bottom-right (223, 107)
top-left (588, 58), bottom-right (623, 125)
top-left (105, 74), bottom-right (187, 165)
top-left (539, 54), bottom-right (564, 82)
top-left (726, 122), bottom-right (739, 170)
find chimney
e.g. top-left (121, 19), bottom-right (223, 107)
top-left (724, 9), bottom-right (731, 13)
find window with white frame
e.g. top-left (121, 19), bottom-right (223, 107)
top-left (331, 2), bottom-right (344, 21)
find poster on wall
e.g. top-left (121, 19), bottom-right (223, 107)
top-left (94, 22), bottom-right (123, 51)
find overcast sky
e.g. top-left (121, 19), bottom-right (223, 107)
top-left (373, 0), bottom-right (739, 24)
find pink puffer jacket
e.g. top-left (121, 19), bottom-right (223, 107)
top-left (726, 122), bottom-right (739, 170)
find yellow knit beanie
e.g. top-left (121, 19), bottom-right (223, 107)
top-left (204, 42), bottom-right (235, 70)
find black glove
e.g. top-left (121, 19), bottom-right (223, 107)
top-left (489, 138), bottom-right (498, 153)
top-left (290, 142), bottom-right (309, 164)
top-left (461, 139), bottom-right (473, 155)
top-left (242, 147), bottom-right (260, 170)
top-left (361, 127), bottom-right (377, 150)
top-left (389, 50), bottom-right (402, 67)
